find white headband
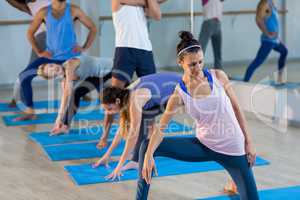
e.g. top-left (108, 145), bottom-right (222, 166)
top-left (177, 45), bottom-right (202, 57)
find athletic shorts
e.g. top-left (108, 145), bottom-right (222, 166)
top-left (112, 47), bottom-right (156, 83)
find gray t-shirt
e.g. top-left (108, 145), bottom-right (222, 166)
top-left (74, 54), bottom-right (113, 81)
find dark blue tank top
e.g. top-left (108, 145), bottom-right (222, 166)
top-left (46, 3), bottom-right (80, 60)
top-left (132, 72), bottom-right (182, 110)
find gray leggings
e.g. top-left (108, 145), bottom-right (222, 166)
top-left (136, 137), bottom-right (259, 200)
top-left (199, 19), bottom-right (222, 69)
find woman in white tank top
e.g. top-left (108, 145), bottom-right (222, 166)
top-left (137, 31), bottom-right (259, 200)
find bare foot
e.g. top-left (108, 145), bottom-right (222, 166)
top-left (277, 72), bottom-right (287, 85)
top-left (96, 138), bottom-right (108, 150)
top-left (50, 125), bottom-right (69, 136)
top-left (8, 99), bottom-right (17, 108)
top-left (276, 81), bottom-right (287, 86)
top-left (120, 161), bottom-right (138, 172)
top-left (13, 113), bottom-right (37, 122)
top-left (223, 180), bottom-right (238, 195)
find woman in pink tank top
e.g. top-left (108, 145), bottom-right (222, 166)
top-left (136, 31), bottom-right (259, 200)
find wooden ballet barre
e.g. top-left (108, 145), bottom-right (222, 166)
top-left (99, 9), bottom-right (288, 21)
top-left (0, 19), bottom-right (31, 26)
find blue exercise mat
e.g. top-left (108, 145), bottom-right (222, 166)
top-left (64, 156), bottom-right (269, 185)
top-left (29, 125), bottom-right (119, 146)
top-left (198, 185), bottom-right (300, 200)
top-left (0, 99), bottom-right (99, 112)
top-left (29, 120), bottom-right (192, 146)
top-left (2, 109), bottom-right (105, 126)
top-left (42, 141), bottom-right (125, 161)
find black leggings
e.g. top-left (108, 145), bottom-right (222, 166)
top-left (62, 72), bottom-right (112, 126)
top-left (136, 138), bottom-right (259, 200)
top-left (131, 104), bottom-right (167, 162)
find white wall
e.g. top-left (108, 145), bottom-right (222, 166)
top-left (285, 0), bottom-right (300, 58)
top-left (0, 3), bottom-right (31, 85)
top-left (0, 0), bottom-right (299, 85)
top-left (233, 81), bottom-right (300, 129)
top-left (0, 0), bottom-right (73, 85)
top-left (98, 0), bottom-right (296, 67)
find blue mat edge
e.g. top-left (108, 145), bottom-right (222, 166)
top-left (2, 110), bottom-right (105, 127)
top-left (28, 125), bottom-right (108, 146)
top-left (28, 120), bottom-right (193, 146)
top-left (64, 156), bottom-right (270, 186)
top-left (0, 99), bottom-right (100, 112)
top-left (42, 142), bottom-right (98, 162)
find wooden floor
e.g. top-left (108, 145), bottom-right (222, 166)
top-left (0, 62), bottom-right (300, 200)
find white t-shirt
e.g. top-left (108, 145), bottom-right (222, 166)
top-left (27, 0), bottom-right (50, 35)
top-left (112, 5), bottom-right (152, 51)
top-left (202, 0), bottom-right (223, 21)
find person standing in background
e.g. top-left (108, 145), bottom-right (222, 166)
top-left (13, 0), bottom-right (97, 121)
top-left (199, 0), bottom-right (224, 69)
top-left (97, 0), bottom-right (167, 150)
top-left (6, 0), bottom-right (93, 107)
top-left (243, 0), bottom-right (288, 84)
top-left (6, 0), bottom-right (50, 107)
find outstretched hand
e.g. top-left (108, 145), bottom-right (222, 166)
top-left (72, 45), bottom-right (85, 53)
top-left (50, 122), bottom-right (69, 136)
top-left (92, 156), bottom-right (110, 169)
top-left (38, 50), bottom-right (52, 58)
top-left (105, 166), bottom-right (123, 181)
top-left (268, 31), bottom-right (277, 38)
top-left (142, 154), bottom-right (158, 185)
top-left (245, 141), bottom-right (256, 167)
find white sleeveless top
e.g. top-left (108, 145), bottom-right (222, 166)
top-left (112, 5), bottom-right (152, 51)
top-left (202, 0), bottom-right (223, 21)
top-left (177, 71), bottom-right (245, 156)
top-left (27, 0), bottom-right (50, 35)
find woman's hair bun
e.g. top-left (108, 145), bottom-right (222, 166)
top-left (179, 31), bottom-right (194, 42)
